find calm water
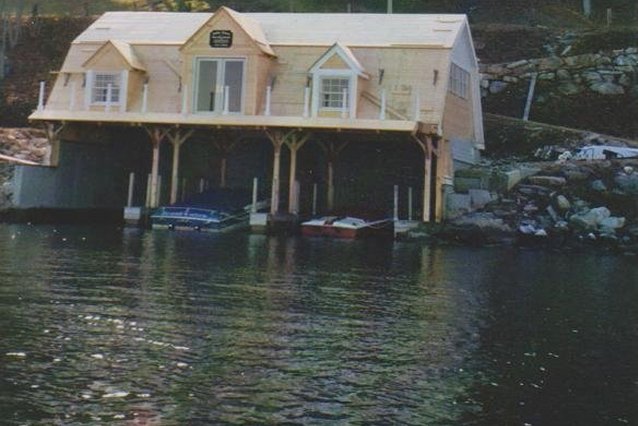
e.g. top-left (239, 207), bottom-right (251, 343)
top-left (0, 224), bottom-right (637, 425)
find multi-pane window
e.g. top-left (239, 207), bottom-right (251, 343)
top-left (92, 73), bottom-right (120, 104)
top-left (449, 63), bottom-right (469, 99)
top-left (320, 78), bottom-right (349, 109)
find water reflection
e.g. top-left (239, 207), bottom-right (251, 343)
top-left (1, 225), bottom-right (637, 424)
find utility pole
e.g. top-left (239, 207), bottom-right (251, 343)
top-left (387, 0), bottom-right (393, 14)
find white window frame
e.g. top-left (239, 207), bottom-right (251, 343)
top-left (449, 63), bottom-right (470, 99)
top-left (193, 57), bottom-right (246, 115)
top-left (311, 69), bottom-right (357, 118)
top-left (84, 70), bottom-right (128, 112)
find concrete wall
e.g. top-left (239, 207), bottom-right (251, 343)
top-left (12, 138), bottom-right (150, 209)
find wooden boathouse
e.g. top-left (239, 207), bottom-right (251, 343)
top-left (28, 7), bottom-right (483, 224)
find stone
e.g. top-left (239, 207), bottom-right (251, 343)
top-left (502, 75), bottom-right (519, 83)
top-left (558, 81), bottom-right (582, 95)
top-left (446, 212), bottom-right (514, 245)
top-left (600, 216), bottom-right (625, 230)
top-left (528, 176), bottom-right (567, 187)
top-left (591, 179), bottom-right (607, 192)
top-left (614, 55), bottom-right (637, 66)
top-left (619, 74), bottom-right (632, 87)
top-left (536, 56), bottom-right (563, 70)
top-left (590, 82), bottom-right (624, 95)
top-left (582, 71), bottom-right (602, 83)
top-left (569, 207), bottom-right (611, 231)
top-left (469, 189), bottom-right (494, 209)
top-left (507, 60), bottom-right (529, 69)
top-left (555, 195), bottom-right (571, 211)
top-left (615, 172), bottom-right (638, 195)
top-left (556, 69), bottom-right (572, 80)
top-left (537, 72), bottom-right (555, 81)
top-left (489, 81), bottom-right (508, 94)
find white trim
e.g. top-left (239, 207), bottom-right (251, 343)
top-left (308, 42), bottom-right (368, 79)
top-left (311, 69), bottom-right (357, 118)
top-left (88, 71), bottom-right (123, 106)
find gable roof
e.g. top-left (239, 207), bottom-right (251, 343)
top-left (180, 6), bottom-right (275, 56)
top-left (82, 40), bottom-right (146, 71)
top-left (309, 42), bottom-right (369, 79)
top-left (73, 10), bottom-right (467, 49)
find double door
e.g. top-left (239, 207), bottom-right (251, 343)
top-left (195, 58), bottom-right (244, 114)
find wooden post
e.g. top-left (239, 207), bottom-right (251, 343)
top-left (251, 177), bottom-right (258, 213)
top-left (156, 174), bottom-right (162, 206)
top-left (142, 83), bottom-right (148, 113)
top-left (312, 183), bottom-right (318, 216)
top-left (393, 185), bottom-right (399, 221)
top-left (220, 157), bottom-right (227, 188)
top-left (285, 132), bottom-right (310, 214)
top-left (37, 81), bottom-right (45, 111)
top-left (127, 172), bottom-right (135, 207)
top-left (43, 122), bottom-right (64, 167)
top-left (423, 149), bottom-right (432, 222)
top-left (412, 134), bottom-right (433, 222)
top-left (265, 86), bottom-right (272, 116)
top-left (523, 73), bottom-right (537, 121)
top-left (150, 142), bottom-right (160, 207)
top-left (199, 178), bottom-right (204, 193)
top-left (144, 127), bottom-right (169, 208)
top-left (318, 141), bottom-right (348, 213)
top-left (408, 186), bottom-right (413, 221)
top-left (271, 140), bottom-right (282, 215)
top-left (167, 128), bottom-right (194, 204)
top-left (145, 173), bottom-right (152, 208)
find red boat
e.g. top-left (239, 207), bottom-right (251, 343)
top-left (300, 216), bottom-right (394, 239)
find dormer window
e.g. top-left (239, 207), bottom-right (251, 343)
top-left (308, 43), bottom-right (368, 119)
top-left (92, 72), bottom-right (121, 104)
top-left (320, 77), bottom-right (349, 110)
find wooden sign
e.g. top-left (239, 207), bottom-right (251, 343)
top-left (209, 30), bottom-right (233, 48)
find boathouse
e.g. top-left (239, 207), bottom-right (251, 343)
top-left (27, 7), bottom-right (483, 223)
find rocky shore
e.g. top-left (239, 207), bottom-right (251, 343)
top-left (441, 158), bottom-right (638, 255)
top-left (0, 128), bottom-right (48, 209)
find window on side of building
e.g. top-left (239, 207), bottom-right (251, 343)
top-left (91, 72), bottom-right (121, 104)
top-left (448, 63), bottom-right (469, 99)
top-left (320, 77), bottom-right (350, 110)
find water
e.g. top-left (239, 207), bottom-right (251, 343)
top-left (0, 224), bottom-right (637, 425)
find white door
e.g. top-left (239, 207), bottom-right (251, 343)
top-left (195, 58), bottom-right (244, 114)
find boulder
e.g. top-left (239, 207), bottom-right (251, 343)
top-left (489, 80), bottom-right (508, 94)
top-left (446, 212), bottom-right (514, 245)
top-left (555, 195), bottom-right (571, 211)
top-left (591, 179), bottom-right (608, 192)
top-left (614, 172), bottom-right (638, 195)
top-left (528, 176), bottom-right (567, 187)
top-left (569, 207), bottom-right (611, 231)
top-left (600, 216), bottom-right (626, 230)
top-left (590, 81), bottom-right (625, 95)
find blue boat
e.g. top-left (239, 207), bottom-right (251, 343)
top-left (151, 188), bottom-right (266, 232)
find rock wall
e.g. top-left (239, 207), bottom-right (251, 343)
top-left (481, 48), bottom-right (638, 97)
